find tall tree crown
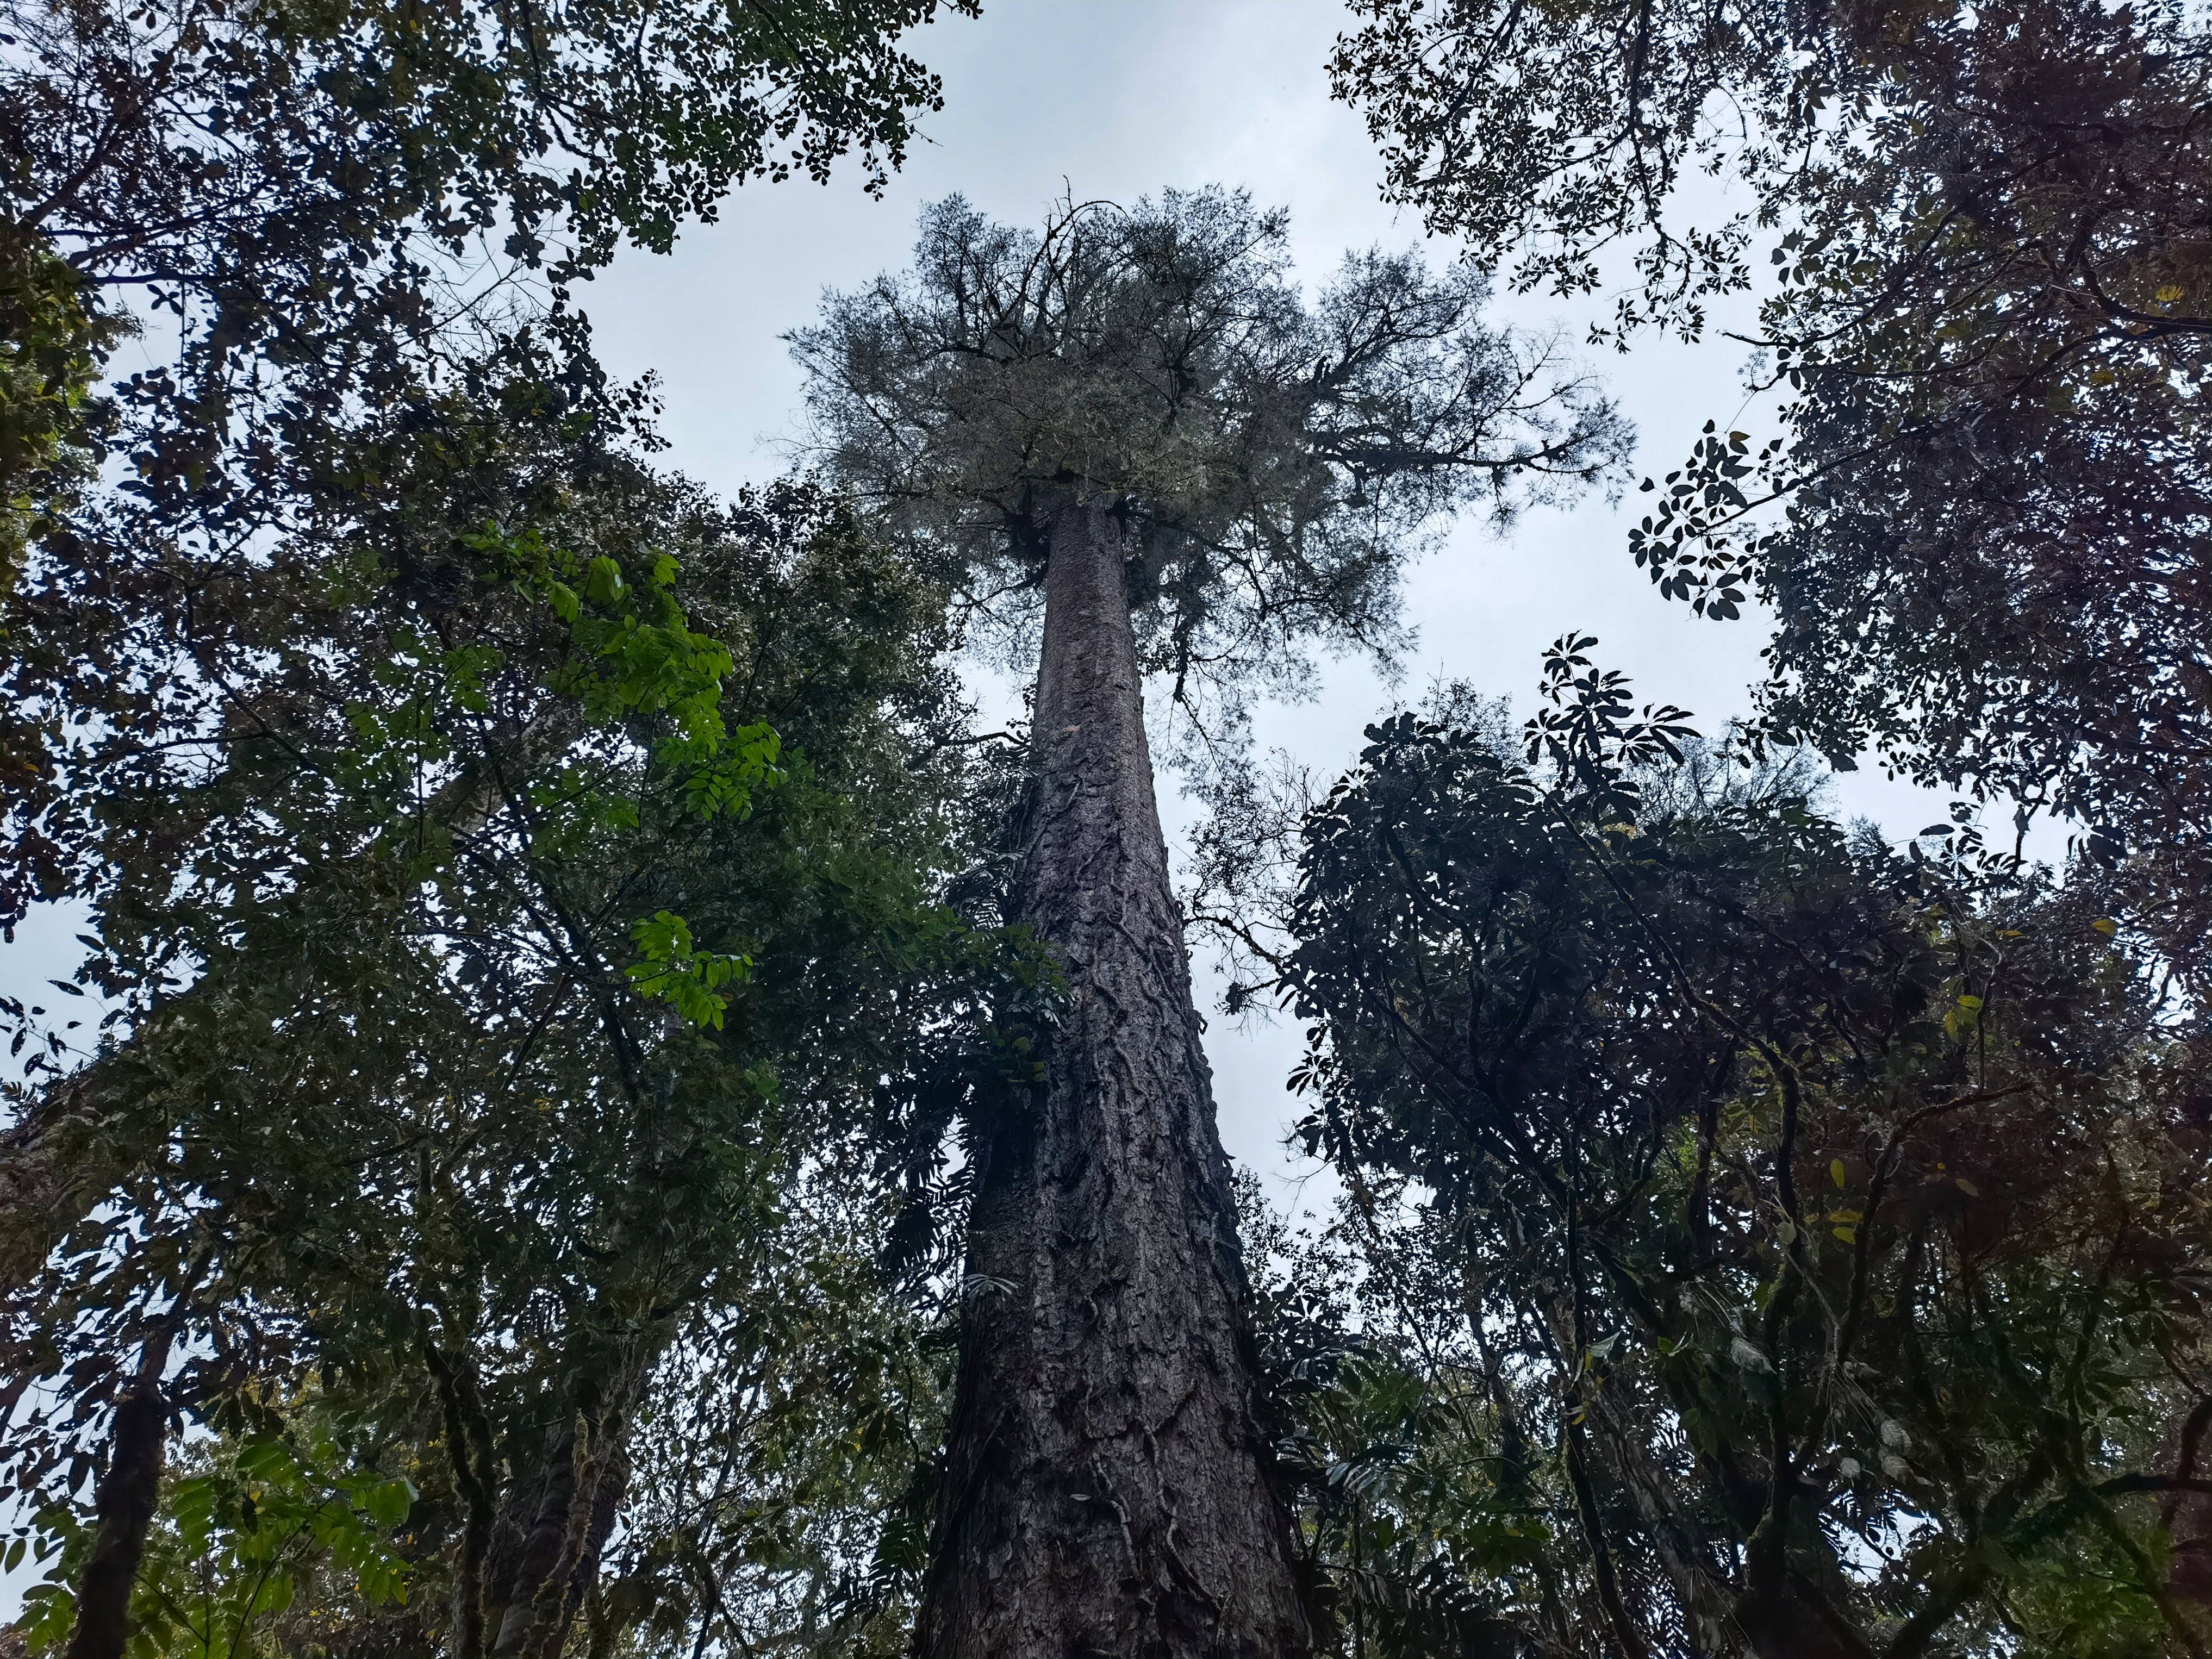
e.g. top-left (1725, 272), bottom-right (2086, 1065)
top-left (790, 189), bottom-right (1630, 704)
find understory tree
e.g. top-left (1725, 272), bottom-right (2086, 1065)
top-left (790, 187), bottom-right (1629, 1657)
top-left (1330, 0), bottom-right (2212, 981)
top-left (1, 17), bottom-right (995, 1648)
top-left (1215, 661), bottom-right (2212, 1658)
top-left (0, 374), bottom-right (1021, 1659)
top-left (0, 5), bottom-right (1028, 1653)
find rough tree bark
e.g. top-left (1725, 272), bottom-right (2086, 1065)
top-left (918, 497), bottom-right (1311, 1659)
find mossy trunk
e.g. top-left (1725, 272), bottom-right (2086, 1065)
top-left (486, 1363), bottom-right (634, 1659)
top-left (919, 496), bottom-right (1310, 1659)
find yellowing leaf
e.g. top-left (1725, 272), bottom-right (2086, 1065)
top-left (1831, 1158), bottom-right (1848, 1189)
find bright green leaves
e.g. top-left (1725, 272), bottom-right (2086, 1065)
top-left (477, 518), bottom-right (733, 729)
top-left (583, 553), bottom-right (626, 607)
top-left (471, 518), bottom-right (786, 821)
top-left (463, 520), bottom-right (790, 1029)
top-left (155, 1435), bottom-right (416, 1653)
top-left (12, 1531), bottom-right (77, 1652)
top-left (1943, 992), bottom-right (1985, 1043)
top-left (626, 909), bottom-right (752, 1030)
top-left (675, 720), bottom-right (782, 823)
top-left (0, 234), bottom-right (127, 592)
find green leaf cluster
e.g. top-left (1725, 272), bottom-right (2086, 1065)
top-left (1333, 0), bottom-right (2212, 988)
top-left (1238, 663), bottom-right (2212, 1656)
top-left (0, 373), bottom-right (1033, 1657)
top-left (16, 1412), bottom-right (417, 1659)
top-left (0, 232), bottom-right (122, 597)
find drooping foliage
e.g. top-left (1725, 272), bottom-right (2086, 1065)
top-left (1217, 656), bottom-right (2212, 1658)
top-left (1331, 0), bottom-right (2212, 980)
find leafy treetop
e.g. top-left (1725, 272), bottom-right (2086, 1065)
top-left (790, 188), bottom-right (1632, 719)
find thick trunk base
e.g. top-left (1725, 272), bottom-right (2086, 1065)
top-left (919, 498), bottom-right (1309, 1659)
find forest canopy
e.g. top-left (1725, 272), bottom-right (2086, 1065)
top-left (0, 3), bottom-right (2207, 1658)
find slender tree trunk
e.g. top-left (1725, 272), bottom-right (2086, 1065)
top-left (2164, 1396), bottom-right (2212, 1609)
top-left (428, 1343), bottom-right (500, 1659)
top-left (919, 497), bottom-right (1310, 1659)
top-left (65, 1323), bottom-right (180, 1659)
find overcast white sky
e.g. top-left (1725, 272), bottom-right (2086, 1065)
top-left (0, 0), bottom-right (1997, 1202)
top-left (574, 0), bottom-right (1986, 1194)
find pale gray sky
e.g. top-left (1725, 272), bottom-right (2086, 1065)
top-left (577, 0), bottom-right (1977, 1192)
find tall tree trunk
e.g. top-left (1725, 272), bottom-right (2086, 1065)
top-left (919, 497), bottom-right (1311, 1659)
top-left (65, 1323), bottom-right (180, 1659)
